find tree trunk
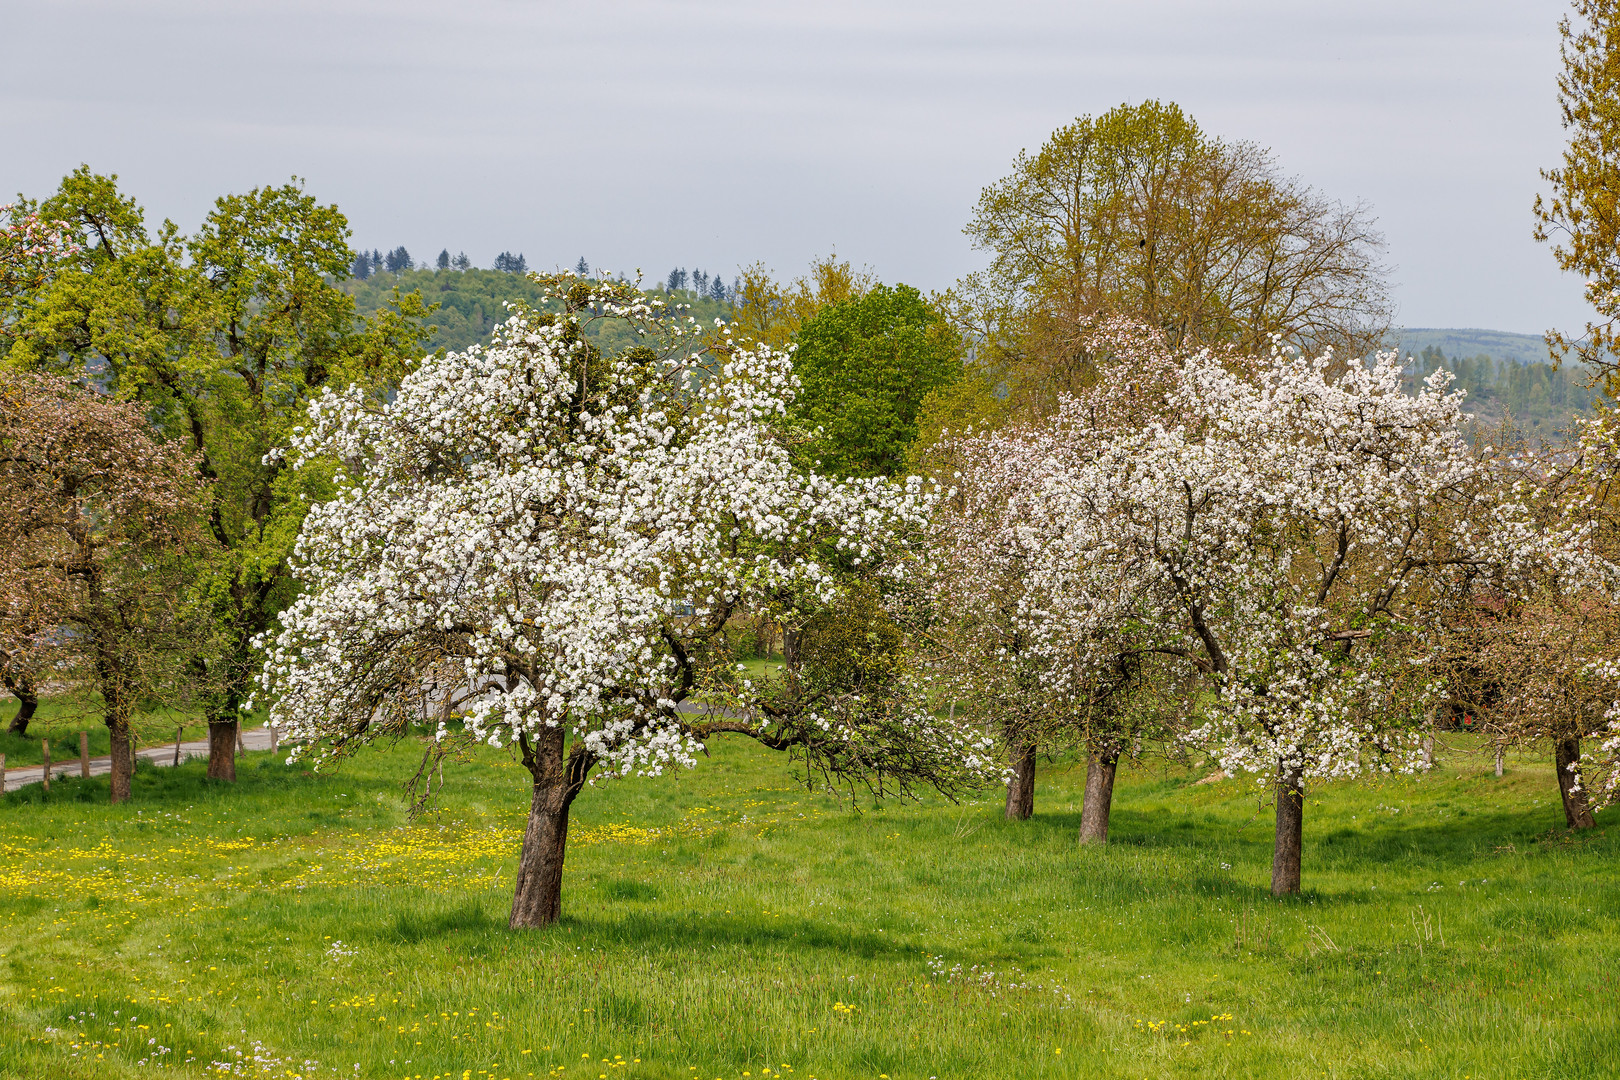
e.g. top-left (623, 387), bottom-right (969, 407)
top-left (509, 728), bottom-right (593, 929)
top-left (1004, 740), bottom-right (1036, 821)
top-left (1078, 747), bottom-right (1120, 845)
top-left (207, 719), bottom-right (237, 782)
top-left (1555, 734), bottom-right (1597, 830)
top-left (4, 674), bottom-right (37, 736)
top-left (1495, 741), bottom-right (1504, 777)
top-left (108, 717), bottom-right (133, 804)
top-left (1271, 758), bottom-right (1304, 896)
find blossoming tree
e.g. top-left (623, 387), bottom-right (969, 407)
top-left (1054, 344), bottom-right (1541, 893)
top-left (951, 321), bottom-right (1537, 892)
top-left (924, 322), bottom-right (1187, 835)
top-left (1441, 410), bottom-right (1620, 825)
top-left (0, 372), bottom-right (215, 802)
top-left (260, 276), bottom-right (996, 928)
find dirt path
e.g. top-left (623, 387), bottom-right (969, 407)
top-left (2, 726), bottom-right (281, 793)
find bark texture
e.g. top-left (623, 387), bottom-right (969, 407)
top-left (4, 674), bottom-right (37, 736)
top-left (1555, 734), bottom-right (1597, 830)
top-left (108, 720), bottom-right (133, 804)
top-left (1078, 748), bottom-right (1120, 845)
top-left (207, 719), bottom-right (237, 782)
top-left (510, 728), bottom-right (595, 929)
top-left (1004, 741), bottom-right (1036, 821)
top-left (1271, 760), bottom-right (1304, 896)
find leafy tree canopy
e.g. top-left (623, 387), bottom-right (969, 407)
top-left (790, 283), bottom-right (963, 477)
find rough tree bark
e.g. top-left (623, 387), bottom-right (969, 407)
top-left (1271, 758), bottom-right (1304, 896)
top-left (510, 727), bottom-right (595, 928)
top-left (4, 673), bottom-right (37, 736)
top-left (107, 696), bottom-right (134, 804)
top-left (207, 719), bottom-right (238, 782)
top-left (1078, 746), bottom-right (1120, 845)
top-left (1004, 738), bottom-right (1036, 821)
top-left (1554, 734), bottom-right (1597, 830)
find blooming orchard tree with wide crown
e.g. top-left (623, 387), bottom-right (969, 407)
top-left (259, 274), bottom-right (996, 928)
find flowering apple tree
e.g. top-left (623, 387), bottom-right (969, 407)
top-left (923, 320), bottom-right (1187, 836)
top-left (258, 275), bottom-right (997, 927)
top-left (1045, 343), bottom-right (1547, 893)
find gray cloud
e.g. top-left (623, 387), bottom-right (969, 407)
top-left (2, 0), bottom-right (1585, 336)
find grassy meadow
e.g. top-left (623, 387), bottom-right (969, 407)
top-left (0, 724), bottom-right (1615, 1080)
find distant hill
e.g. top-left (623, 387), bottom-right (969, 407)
top-left (1386, 328), bottom-right (1554, 366)
top-left (340, 268), bottom-right (734, 355)
top-left (1384, 328), bottom-right (1605, 436)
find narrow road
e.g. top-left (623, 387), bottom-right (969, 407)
top-left (2, 726), bottom-right (280, 793)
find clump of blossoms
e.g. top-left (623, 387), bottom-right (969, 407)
top-left (976, 328), bottom-right (1543, 894)
top-left (258, 274), bottom-right (996, 927)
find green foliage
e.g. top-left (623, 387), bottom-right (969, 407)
top-left (1, 169), bottom-right (437, 730)
top-left (798, 584), bottom-right (907, 693)
top-left (0, 734), bottom-right (1615, 1078)
top-left (1535, 0), bottom-right (1620, 385)
top-left (789, 284), bottom-right (963, 477)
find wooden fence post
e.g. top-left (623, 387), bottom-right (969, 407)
top-left (42, 740), bottom-right (50, 795)
top-left (173, 725), bottom-right (183, 767)
top-left (80, 731), bottom-right (90, 779)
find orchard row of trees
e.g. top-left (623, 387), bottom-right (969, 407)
top-left (7, 1), bottom-right (1620, 929)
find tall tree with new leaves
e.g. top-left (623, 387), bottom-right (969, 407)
top-left (1536, 0), bottom-right (1620, 382)
top-left (957, 101), bottom-right (1391, 415)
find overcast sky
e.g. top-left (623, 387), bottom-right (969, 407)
top-left (1, 0), bottom-right (1588, 336)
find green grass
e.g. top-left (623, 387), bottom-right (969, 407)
top-left (0, 699), bottom-right (209, 768)
top-left (0, 732), bottom-right (1615, 1080)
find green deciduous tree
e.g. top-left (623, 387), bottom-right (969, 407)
top-left (3, 168), bottom-right (433, 779)
top-left (790, 284), bottom-right (962, 477)
top-left (957, 100), bottom-right (1390, 415)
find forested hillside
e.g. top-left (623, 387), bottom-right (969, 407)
top-left (1390, 328), bottom-right (1605, 434)
top-left (340, 267), bottom-right (734, 354)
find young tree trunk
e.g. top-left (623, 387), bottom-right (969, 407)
top-left (1004, 740), bottom-right (1036, 821)
top-left (4, 673), bottom-right (38, 736)
top-left (207, 719), bottom-right (237, 782)
top-left (1554, 734), bottom-right (1597, 830)
top-left (1271, 759), bottom-right (1304, 896)
top-left (1495, 741), bottom-right (1504, 777)
top-left (510, 728), bottom-right (594, 929)
top-left (1078, 747), bottom-right (1120, 845)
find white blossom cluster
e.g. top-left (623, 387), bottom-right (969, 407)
top-left (258, 279), bottom-right (968, 783)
